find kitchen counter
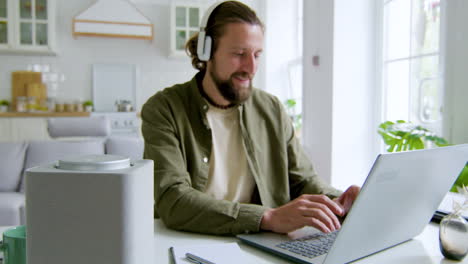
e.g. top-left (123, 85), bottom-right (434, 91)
top-left (0, 112), bottom-right (141, 141)
top-left (0, 113), bottom-right (90, 141)
top-left (0, 112), bottom-right (91, 117)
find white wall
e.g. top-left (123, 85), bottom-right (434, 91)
top-left (443, 0), bottom-right (468, 145)
top-left (303, 0), bottom-right (378, 189)
top-left (302, 0), bottom-right (335, 184)
top-left (0, 0), bottom-right (265, 111)
top-left (331, 0), bottom-right (378, 189)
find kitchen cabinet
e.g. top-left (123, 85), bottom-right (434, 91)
top-left (0, 112), bottom-right (140, 142)
top-left (170, 2), bottom-right (201, 58)
top-left (0, 112), bottom-right (90, 141)
top-left (0, 0), bottom-right (56, 55)
top-left (91, 112), bottom-right (141, 137)
top-left (0, 118), bottom-right (50, 141)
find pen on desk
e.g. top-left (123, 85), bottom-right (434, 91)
top-left (185, 252), bottom-right (216, 264)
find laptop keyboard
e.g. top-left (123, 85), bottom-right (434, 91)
top-left (275, 231), bottom-right (339, 259)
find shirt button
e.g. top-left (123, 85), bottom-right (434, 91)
top-left (203, 157), bottom-right (208, 163)
top-left (203, 105), bottom-right (208, 110)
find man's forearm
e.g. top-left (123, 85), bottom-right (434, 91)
top-left (156, 183), bottom-right (268, 235)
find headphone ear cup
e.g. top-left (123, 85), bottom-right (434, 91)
top-left (203, 35), bottom-right (212, 60)
top-left (197, 34), bottom-right (212, 62)
top-left (197, 31), bottom-right (206, 60)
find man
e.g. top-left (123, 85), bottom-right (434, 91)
top-left (141, 1), bottom-right (359, 235)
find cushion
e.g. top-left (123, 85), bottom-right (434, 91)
top-left (47, 116), bottom-right (111, 138)
top-left (105, 136), bottom-right (144, 160)
top-left (0, 192), bottom-right (25, 225)
top-left (19, 140), bottom-right (105, 192)
top-left (0, 142), bottom-right (28, 191)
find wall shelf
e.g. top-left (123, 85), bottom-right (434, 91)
top-left (0, 112), bottom-right (91, 117)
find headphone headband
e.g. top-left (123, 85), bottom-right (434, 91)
top-left (197, 1), bottom-right (225, 62)
top-left (200, 1), bottom-right (223, 30)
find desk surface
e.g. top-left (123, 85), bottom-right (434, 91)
top-left (154, 220), bottom-right (467, 264)
top-left (1, 221), bottom-right (466, 264)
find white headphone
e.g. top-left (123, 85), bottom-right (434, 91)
top-left (197, 2), bottom-right (225, 62)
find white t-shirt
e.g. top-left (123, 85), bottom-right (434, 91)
top-left (204, 105), bottom-right (255, 203)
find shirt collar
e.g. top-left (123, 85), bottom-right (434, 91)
top-left (189, 71), bottom-right (249, 119)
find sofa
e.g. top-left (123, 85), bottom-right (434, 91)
top-left (0, 136), bottom-right (144, 226)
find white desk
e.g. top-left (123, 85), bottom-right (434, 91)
top-left (154, 220), bottom-right (467, 264)
top-left (1, 221), bottom-right (467, 264)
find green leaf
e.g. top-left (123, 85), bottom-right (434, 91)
top-left (412, 138), bottom-right (425, 150)
top-left (451, 165), bottom-right (468, 192)
top-left (284, 99), bottom-right (296, 109)
top-left (377, 120), bottom-right (450, 153)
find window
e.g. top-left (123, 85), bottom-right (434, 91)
top-left (19, 0), bottom-right (48, 46)
top-left (170, 2), bottom-right (200, 57)
top-left (263, 0), bottom-right (303, 139)
top-left (287, 0), bottom-right (303, 140)
top-left (0, 0), bottom-right (55, 54)
top-left (0, 0), bottom-right (8, 45)
top-left (381, 0), bottom-right (443, 135)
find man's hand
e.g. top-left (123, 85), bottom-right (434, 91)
top-left (260, 194), bottom-right (344, 234)
top-left (260, 186), bottom-right (361, 234)
top-left (335, 185), bottom-right (360, 214)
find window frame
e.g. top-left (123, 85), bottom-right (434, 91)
top-left (169, 1), bottom-right (202, 58)
top-left (0, 0), bottom-right (56, 55)
top-left (379, 0), bottom-right (445, 138)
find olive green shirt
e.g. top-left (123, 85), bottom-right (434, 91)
top-left (141, 72), bottom-right (341, 235)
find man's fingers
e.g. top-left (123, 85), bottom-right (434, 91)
top-left (337, 185), bottom-right (361, 212)
top-left (301, 194), bottom-right (344, 216)
top-left (307, 217), bottom-right (331, 233)
top-left (262, 194), bottom-right (354, 234)
top-left (302, 206), bottom-right (341, 232)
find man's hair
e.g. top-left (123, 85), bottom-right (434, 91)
top-left (185, 1), bottom-right (264, 71)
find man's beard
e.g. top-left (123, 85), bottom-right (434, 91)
top-left (209, 60), bottom-right (253, 105)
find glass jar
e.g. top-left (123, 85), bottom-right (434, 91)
top-left (64, 102), bottom-right (74, 112)
top-left (27, 96), bottom-right (36, 112)
top-left (439, 213), bottom-right (468, 260)
top-left (74, 101), bottom-right (83, 112)
top-left (55, 102), bottom-right (64, 112)
top-left (16, 96), bottom-right (27, 112)
top-left (46, 97), bottom-right (55, 112)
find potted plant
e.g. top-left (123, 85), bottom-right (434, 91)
top-left (284, 99), bottom-right (303, 138)
top-left (378, 120), bottom-right (467, 192)
top-left (378, 120), bottom-right (449, 151)
top-left (83, 100), bottom-right (93, 112)
top-left (0, 100), bottom-right (10, 112)
top-left (283, 99), bottom-right (302, 135)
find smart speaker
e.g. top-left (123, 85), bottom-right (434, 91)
top-left (25, 155), bottom-right (154, 264)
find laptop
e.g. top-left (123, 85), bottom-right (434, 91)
top-left (237, 144), bottom-right (468, 264)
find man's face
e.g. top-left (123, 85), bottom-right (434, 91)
top-left (208, 22), bottom-right (264, 104)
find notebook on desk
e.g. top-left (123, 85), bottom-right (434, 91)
top-left (238, 144), bottom-right (468, 264)
top-left (170, 242), bottom-right (247, 264)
